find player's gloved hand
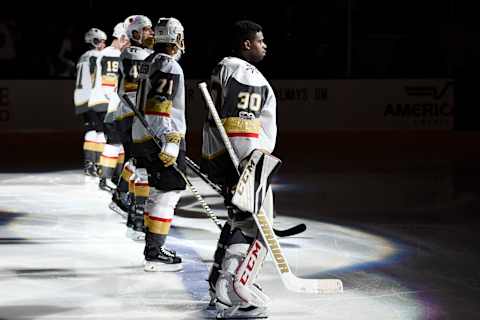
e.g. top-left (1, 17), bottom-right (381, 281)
top-left (158, 132), bottom-right (181, 167)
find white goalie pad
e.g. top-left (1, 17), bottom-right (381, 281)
top-left (232, 150), bottom-right (282, 215)
top-left (233, 240), bottom-right (270, 308)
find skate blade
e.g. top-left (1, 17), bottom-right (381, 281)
top-left (144, 261), bottom-right (183, 272)
top-left (214, 317), bottom-right (268, 320)
top-left (109, 202), bottom-right (127, 219)
top-left (205, 309), bottom-right (267, 319)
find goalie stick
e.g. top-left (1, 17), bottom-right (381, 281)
top-left (184, 156), bottom-right (307, 238)
top-left (119, 93), bottom-right (303, 237)
top-left (198, 82), bottom-right (343, 294)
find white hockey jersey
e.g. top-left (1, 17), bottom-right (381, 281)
top-left (114, 46), bottom-right (153, 122)
top-left (202, 56), bottom-right (277, 163)
top-left (73, 49), bottom-right (100, 114)
top-left (88, 46), bottom-right (121, 113)
top-left (132, 52), bottom-right (186, 155)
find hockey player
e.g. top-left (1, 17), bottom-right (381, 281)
top-left (201, 20), bottom-right (277, 318)
top-left (89, 22), bottom-right (129, 192)
top-left (131, 17), bottom-right (186, 271)
top-left (111, 15), bottom-right (154, 239)
top-left (74, 28), bottom-right (107, 176)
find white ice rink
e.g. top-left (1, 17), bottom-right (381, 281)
top-left (1, 168), bottom-right (477, 319)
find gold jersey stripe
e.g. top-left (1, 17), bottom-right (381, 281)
top-left (83, 141), bottom-right (97, 152)
top-left (144, 98), bottom-right (172, 116)
top-left (99, 155), bottom-right (118, 168)
top-left (134, 184), bottom-right (150, 198)
top-left (85, 141), bottom-right (104, 152)
top-left (101, 75), bottom-right (117, 87)
top-left (146, 216), bottom-right (172, 235)
top-left (223, 117), bottom-right (261, 135)
top-left (124, 81), bottom-right (138, 92)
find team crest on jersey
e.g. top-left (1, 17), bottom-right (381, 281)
top-left (239, 110), bottom-right (256, 120)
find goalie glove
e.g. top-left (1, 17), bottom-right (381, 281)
top-left (158, 132), bottom-right (181, 167)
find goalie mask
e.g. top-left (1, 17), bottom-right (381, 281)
top-left (127, 15), bottom-right (154, 48)
top-left (155, 17), bottom-right (185, 54)
top-left (84, 28), bottom-right (107, 49)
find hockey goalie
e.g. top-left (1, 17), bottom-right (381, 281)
top-left (200, 20), bottom-right (279, 319)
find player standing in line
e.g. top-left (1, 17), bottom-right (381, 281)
top-left (111, 15), bottom-right (155, 241)
top-left (201, 20), bottom-right (277, 319)
top-left (131, 17), bottom-right (187, 271)
top-left (89, 22), bottom-right (130, 192)
top-left (74, 28), bottom-right (107, 176)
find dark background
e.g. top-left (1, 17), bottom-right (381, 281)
top-left (2, 1), bottom-right (478, 128)
top-left (1, 1), bottom-right (480, 172)
top-left (1, 1), bottom-right (478, 79)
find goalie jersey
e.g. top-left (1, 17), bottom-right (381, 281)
top-left (201, 56), bottom-right (277, 182)
top-left (131, 52), bottom-right (186, 156)
top-left (73, 49), bottom-right (100, 114)
top-left (88, 46), bottom-right (121, 113)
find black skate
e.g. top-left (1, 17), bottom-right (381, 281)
top-left (126, 205), bottom-right (145, 241)
top-left (99, 177), bottom-right (115, 193)
top-left (84, 161), bottom-right (98, 177)
top-left (111, 189), bottom-right (131, 214)
top-left (144, 246), bottom-right (182, 272)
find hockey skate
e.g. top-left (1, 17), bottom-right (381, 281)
top-left (110, 189), bottom-right (131, 218)
top-left (108, 201), bottom-right (126, 219)
top-left (144, 246), bottom-right (182, 272)
top-left (215, 300), bottom-right (268, 319)
top-left (126, 203), bottom-right (145, 241)
top-left (99, 177), bottom-right (116, 193)
top-left (84, 161), bottom-right (98, 177)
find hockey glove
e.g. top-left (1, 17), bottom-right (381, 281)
top-left (158, 132), bottom-right (181, 167)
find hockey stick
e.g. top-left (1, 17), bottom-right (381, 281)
top-left (184, 156), bottom-right (307, 237)
top-left (119, 94), bottom-right (223, 231)
top-left (198, 82), bottom-right (343, 294)
top-left (119, 92), bottom-right (303, 237)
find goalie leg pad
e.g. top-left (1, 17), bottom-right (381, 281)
top-left (215, 240), bottom-right (269, 315)
top-left (208, 221), bottom-right (232, 304)
top-left (233, 239), bottom-right (270, 308)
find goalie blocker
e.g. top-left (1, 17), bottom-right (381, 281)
top-left (232, 150), bottom-right (282, 216)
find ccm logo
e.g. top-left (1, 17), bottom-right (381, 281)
top-left (239, 241), bottom-right (262, 285)
top-left (236, 159), bottom-right (255, 195)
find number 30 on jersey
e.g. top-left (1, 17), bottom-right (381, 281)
top-left (237, 92), bottom-right (262, 112)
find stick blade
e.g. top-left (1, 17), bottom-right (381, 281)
top-left (283, 273), bottom-right (343, 294)
top-left (274, 223), bottom-right (307, 237)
